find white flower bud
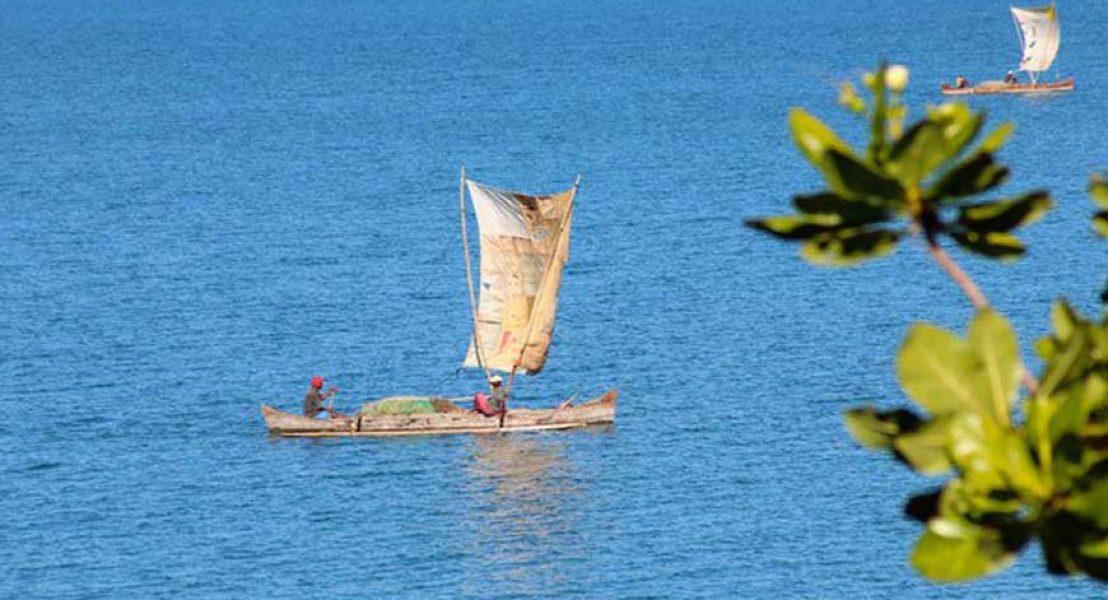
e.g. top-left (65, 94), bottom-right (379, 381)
top-left (885, 64), bottom-right (910, 93)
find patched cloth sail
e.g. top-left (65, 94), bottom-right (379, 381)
top-left (463, 179), bottom-right (575, 375)
top-left (1011, 5), bottom-right (1061, 72)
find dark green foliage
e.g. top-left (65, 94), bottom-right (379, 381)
top-left (851, 306), bottom-right (1108, 582)
top-left (956, 192), bottom-right (1052, 233)
top-left (746, 64), bottom-right (1050, 266)
top-left (948, 230), bottom-right (1025, 260)
top-left (926, 151), bottom-right (1010, 203)
top-left (1090, 175), bottom-right (1108, 239)
top-left (1090, 176), bottom-right (1108, 305)
top-left (746, 62), bottom-right (1108, 583)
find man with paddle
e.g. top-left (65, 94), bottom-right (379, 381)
top-left (303, 375), bottom-right (343, 419)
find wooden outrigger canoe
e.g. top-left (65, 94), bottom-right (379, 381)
top-left (264, 174), bottom-right (617, 438)
top-left (940, 5), bottom-right (1073, 96)
top-left (262, 389), bottom-right (617, 437)
top-left (940, 78), bottom-right (1074, 96)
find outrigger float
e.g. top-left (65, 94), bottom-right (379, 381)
top-left (941, 3), bottom-right (1073, 96)
top-left (263, 169), bottom-right (617, 437)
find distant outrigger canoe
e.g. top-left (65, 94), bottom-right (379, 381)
top-left (941, 3), bottom-right (1073, 96)
top-left (941, 78), bottom-right (1074, 96)
top-left (263, 170), bottom-right (618, 438)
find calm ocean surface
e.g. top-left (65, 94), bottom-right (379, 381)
top-left (3, 0), bottom-right (1107, 597)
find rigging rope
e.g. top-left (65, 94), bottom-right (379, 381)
top-left (459, 166), bottom-right (493, 385)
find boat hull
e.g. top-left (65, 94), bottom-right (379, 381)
top-left (940, 78), bottom-right (1074, 95)
top-left (261, 389), bottom-right (618, 437)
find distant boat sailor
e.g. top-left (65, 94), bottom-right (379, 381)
top-left (1004, 70), bottom-right (1019, 84)
top-left (303, 375), bottom-right (341, 418)
top-left (473, 375), bottom-right (508, 417)
top-left (955, 75), bottom-right (970, 89)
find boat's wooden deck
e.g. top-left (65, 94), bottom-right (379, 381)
top-left (262, 389), bottom-right (617, 437)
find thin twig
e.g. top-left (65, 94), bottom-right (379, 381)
top-left (925, 238), bottom-right (1041, 395)
top-left (926, 240), bottom-right (989, 309)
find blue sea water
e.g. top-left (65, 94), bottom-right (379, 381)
top-left (3, 0), bottom-right (1107, 597)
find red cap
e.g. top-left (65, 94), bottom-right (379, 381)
top-left (310, 376), bottom-right (324, 388)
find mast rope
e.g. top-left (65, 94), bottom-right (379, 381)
top-left (460, 166), bottom-right (493, 385)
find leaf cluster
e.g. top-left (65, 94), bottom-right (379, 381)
top-left (847, 307), bottom-right (1108, 581)
top-left (746, 61), bottom-right (1108, 584)
top-left (746, 64), bottom-right (1052, 265)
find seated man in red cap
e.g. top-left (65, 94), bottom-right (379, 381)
top-left (303, 375), bottom-right (341, 418)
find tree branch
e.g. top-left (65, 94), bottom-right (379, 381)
top-left (925, 238), bottom-right (1041, 395)
top-left (926, 240), bottom-right (989, 310)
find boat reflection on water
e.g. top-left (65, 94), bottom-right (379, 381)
top-left (460, 434), bottom-right (587, 596)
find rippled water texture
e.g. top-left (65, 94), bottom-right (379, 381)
top-left (3, 0), bottom-right (1107, 597)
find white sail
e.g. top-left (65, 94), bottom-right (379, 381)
top-left (1011, 5), bottom-right (1061, 73)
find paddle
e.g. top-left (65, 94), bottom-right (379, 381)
top-left (325, 386), bottom-right (340, 418)
top-left (538, 393), bottom-right (578, 424)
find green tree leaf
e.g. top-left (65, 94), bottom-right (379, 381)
top-left (926, 152), bottom-right (1010, 203)
top-left (997, 429), bottom-right (1050, 499)
top-left (1067, 480), bottom-right (1108, 529)
top-left (978, 122), bottom-right (1014, 153)
top-left (957, 192), bottom-right (1053, 233)
top-left (929, 103), bottom-right (986, 159)
top-left (946, 415), bottom-right (1014, 498)
top-left (1034, 336), bottom-right (1058, 362)
top-left (1040, 326), bottom-right (1092, 398)
top-left (894, 417), bottom-right (954, 475)
top-left (887, 105), bottom-right (984, 186)
top-left (824, 148), bottom-right (905, 203)
top-left (950, 230), bottom-right (1025, 260)
top-left (1051, 301), bottom-right (1080, 342)
top-left (897, 323), bottom-right (991, 417)
top-left (792, 193), bottom-right (891, 226)
top-left (911, 519), bottom-right (1017, 581)
top-left (887, 120), bottom-right (946, 185)
top-left (1094, 212), bottom-right (1108, 239)
top-left (967, 309), bottom-right (1020, 424)
top-left (744, 215), bottom-right (841, 240)
top-left (1050, 375), bottom-right (1108, 443)
top-left (1047, 390), bottom-right (1084, 445)
top-left (1089, 175), bottom-right (1108, 209)
top-left (800, 227), bottom-right (902, 267)
top-left (789, 108), bottom-right (851, 168)
top-left (843, 406), bottom-right (923, 449)
top-left (1074, 539), bottom-right (1108, 581)
top-left (1080, 538), bottom-right (1108, 559)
